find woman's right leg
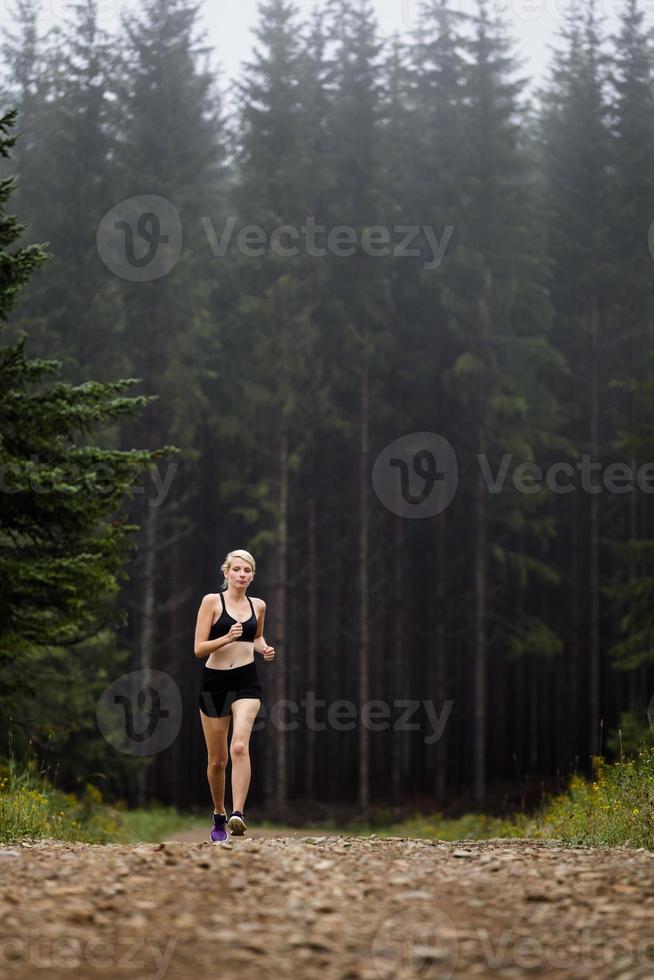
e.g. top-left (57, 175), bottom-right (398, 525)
top-left (229, 697), bottom-right (261, 814)
top-left (199, 709), bottom-right (230, 812)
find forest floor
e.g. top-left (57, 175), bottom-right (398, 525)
top-left (1, 831), bottom-right (653, 980)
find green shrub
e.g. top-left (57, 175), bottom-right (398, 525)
top-left (2, 746), bottom-right (652, 850)
top-left (534, 749), bottom-right (654, 848)
top-left (381, 749), bottom-right (654, 849)
top-left (0, 748), bottom-right (191, 844)
top-left (0, 759), bottom-right (123, 844)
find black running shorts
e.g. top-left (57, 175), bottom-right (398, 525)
top-left (198, 660), bottom-right (262, 717)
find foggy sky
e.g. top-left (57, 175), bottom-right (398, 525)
top-left (1, 0), bottom-right (646, 97)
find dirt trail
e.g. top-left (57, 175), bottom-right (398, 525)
top-left (1, 834), bottom-right (653, 979)
top-left (170, 822), bottom-right (344, 842)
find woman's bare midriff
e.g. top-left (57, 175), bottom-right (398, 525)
top-left (206, 639), bottom-right (255, 670)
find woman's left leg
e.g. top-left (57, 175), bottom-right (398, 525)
top-left (229, 697), bottom-right (261, 813)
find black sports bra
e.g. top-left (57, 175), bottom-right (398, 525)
top-left (208, 591), bottom-right (258, 643)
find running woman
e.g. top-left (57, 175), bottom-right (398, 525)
top-left (194, 549), bottom-right (275, 842)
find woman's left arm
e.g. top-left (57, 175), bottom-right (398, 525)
top-left (253, 600), bottom-right (275, 660)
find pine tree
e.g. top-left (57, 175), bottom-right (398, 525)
top-left (539, 0), bottom-right (614, 759)
top-left (386, 0), bottom-right (470, 804)
top-left (2, 1), bottom-right (125, 378)
top-left (0, 0), bottom-right (45, 204)
top-left (445, 1), bottom-right (564, 803)
top-left (603, 0), bottom-right (654, 725)
top-left (116, 0), bottom-right (226, 803)
top-left (226, 0), bottom-right (323, 812)
top-left (324, 0), bottom-right (393, 812)
top-left (0, 108), bottom-right (172, 787)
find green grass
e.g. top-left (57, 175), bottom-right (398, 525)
top-left (529, 749), bottom-right (654, 849)
top-left (369, 811), bottom-right (530, 841)
top-left (0, 752), bottom-right (194, 845)
top-left (1, 747), bottom-right (652, 849)
top-left (0, 754), bottom-right (121, 844)
top-left (114, 804), bottom-right (198, 843)
top-left (368, 748), bottom-right (654, 849)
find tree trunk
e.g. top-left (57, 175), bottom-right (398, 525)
top-left (306, 492), bottom-right (318, 800)
top-left (274, 427), bottom-right (289, 811)
top-left (473, 463), bottom-right (487, 806)
top-left (529, 657), bottom-right (538, 771)
top-left (434, 509), bottom-right (447, 801)
top-left (570, 488), bottom-right (580, 765)
top-left (136, 503), bottom-right (157, 806)
top-left (589, 297), bottom-right (600, 757)
top-left (391, 509), bottom-right (404, 813)
top-left (167, 529), bottom-right (182, 805)
top-left (358, 359), bottom-right (370, 812)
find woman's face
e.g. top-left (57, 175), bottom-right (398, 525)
top-left (227, 560), bottom-right (254, 589)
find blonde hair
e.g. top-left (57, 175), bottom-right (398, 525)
top-left (220, 549), bottom-right (256, 589)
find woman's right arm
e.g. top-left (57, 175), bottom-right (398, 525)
top-left (194, 594), bottom-right (230, 659)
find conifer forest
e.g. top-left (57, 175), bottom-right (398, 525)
top-left (1, 0), bottom-right (654, 818)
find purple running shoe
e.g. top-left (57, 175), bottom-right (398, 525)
top-left (210, 811), bottom-right (228, 843)
top-left (227, 810), bottom-right (246, 836)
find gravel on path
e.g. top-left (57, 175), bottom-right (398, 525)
top-left (1, 834), bottom-right (653, 979)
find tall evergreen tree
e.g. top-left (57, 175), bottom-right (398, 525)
top-left (2, 1), bottom-right (125, 379)
top-left (0, 107), bottom-right (169, 792)
top-left (604, 0), bottom-right (654, 728)
top-left (292, 6), bottom-right (341, 803)
top-left (447, 1), bottom-right (563, 803)
top-left (388, 0), bottom-right (470, 804)
top-left (325, 0), bottom-right (393, 812)
top-left (539, 0), bottom-right (614, 760)
top-left (226, 0), bottom-right (324, 812)
top-left (0, 0), bottom-right (44, 202)
top-left (116, 0), bottom-right (226, 802)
